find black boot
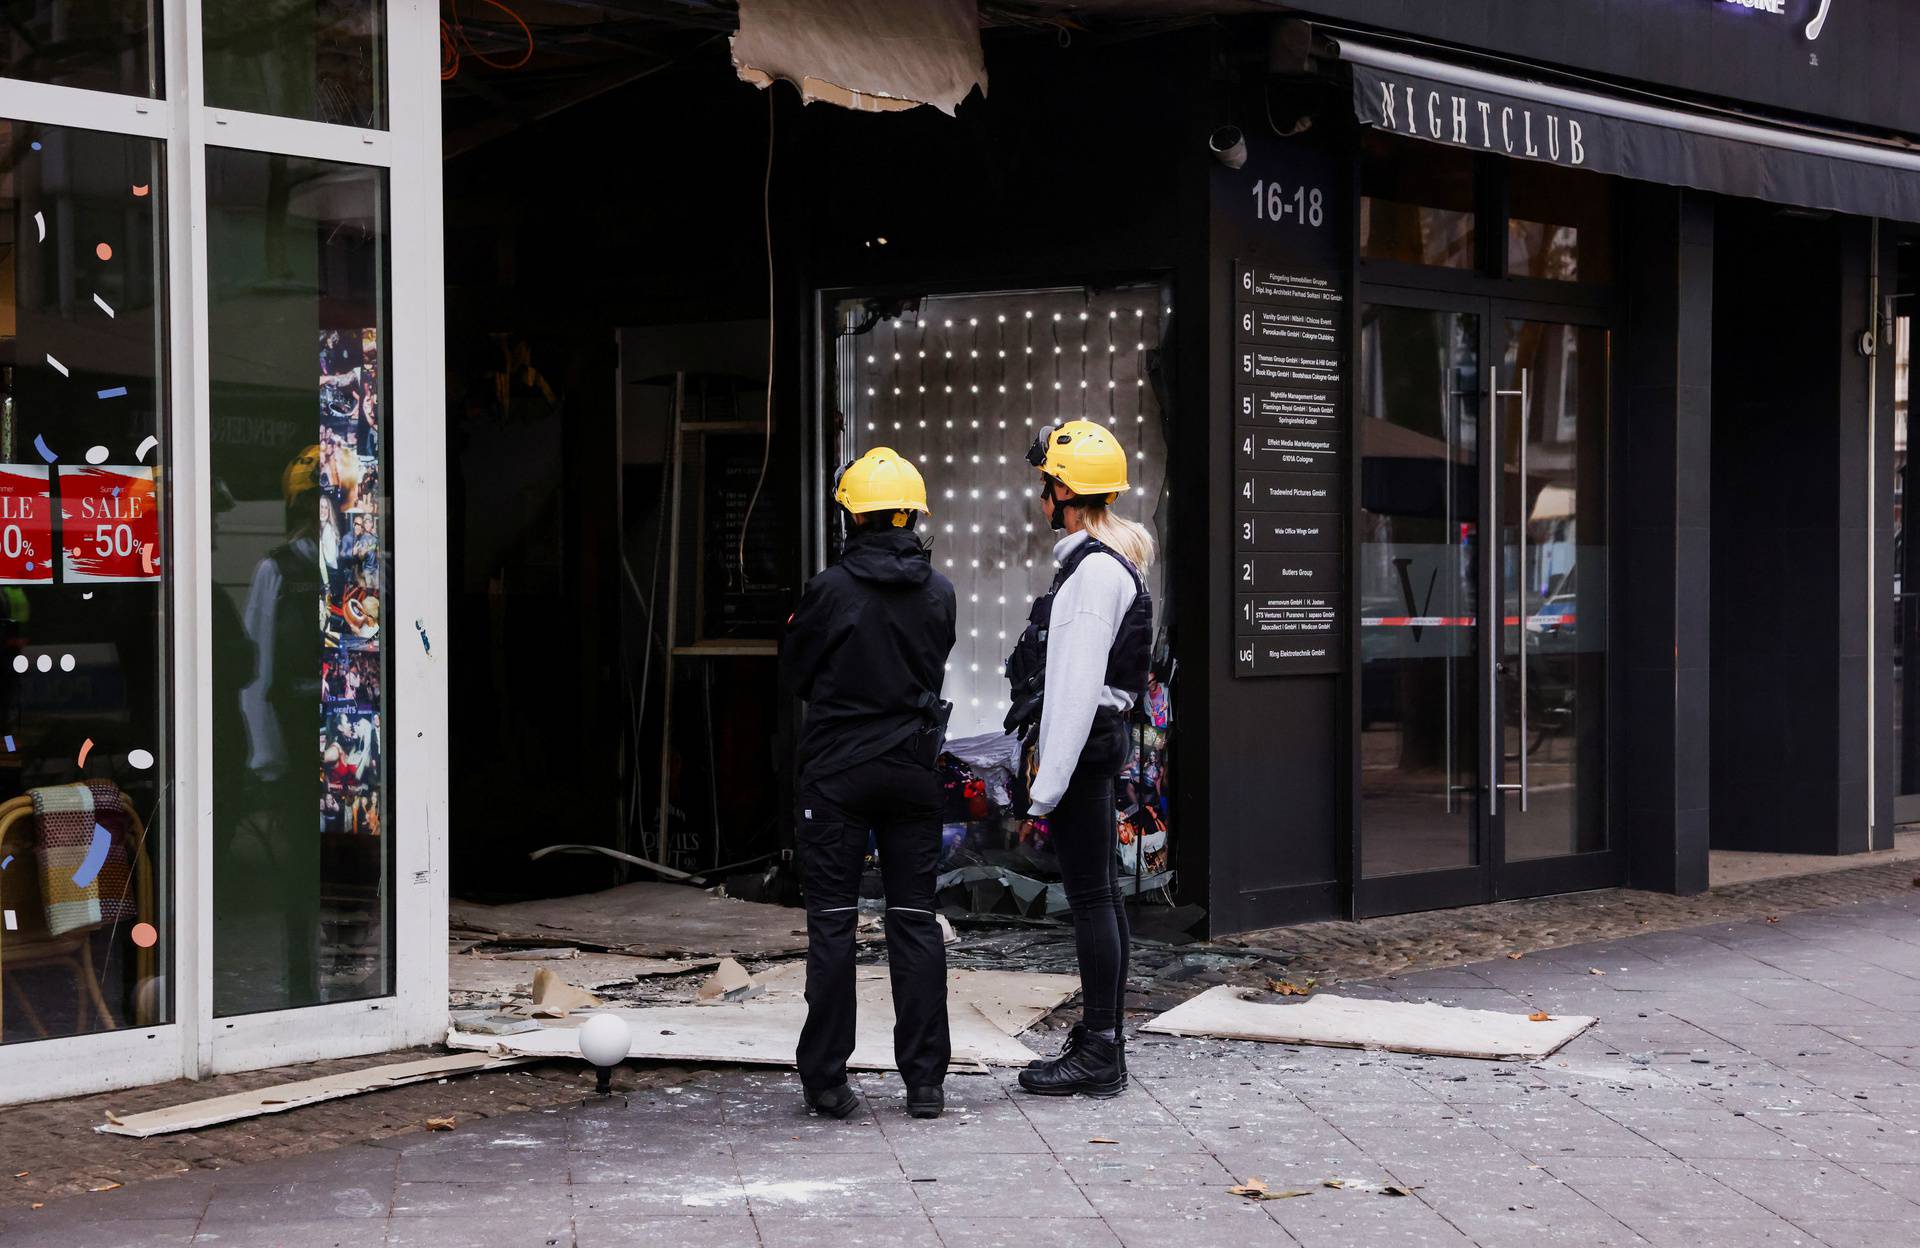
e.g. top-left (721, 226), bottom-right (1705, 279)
top-left (1027, 1022), bottom-right (1086, 1070)
top-left (1018, 1028), bottom-right (1126, 1098)
top-left (906, 1085), bottom-right (944, 1119)
top-left (805, 1083), bottom-right (858, 1119)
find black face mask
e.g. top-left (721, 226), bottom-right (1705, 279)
top-left (1042, 477), bottom-right (1066, 531)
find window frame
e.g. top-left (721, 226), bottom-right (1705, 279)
top-left (0, 0), bottom-right (446, 1104)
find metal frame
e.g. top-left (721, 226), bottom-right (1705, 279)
top-left (0, 0), bottom-right (448, 1103)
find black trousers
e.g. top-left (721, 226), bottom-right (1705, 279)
top-left (795, 746), bottom-right (950, 1094)
top-left (1050, 712), bottom-right (1132, 1033)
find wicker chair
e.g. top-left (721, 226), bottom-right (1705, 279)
top-left (0, 790), bottom-right (155, 1039)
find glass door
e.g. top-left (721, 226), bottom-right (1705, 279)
top-left (1493, 315), bottom-right (1615, 899)
top-left (1357, 297), bottom-right (1486, 914)
top-left (1357, 296), bottom-right (1617, 915)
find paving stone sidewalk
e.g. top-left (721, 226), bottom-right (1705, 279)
top-left (6, 890), bottom-right (1916, 1247)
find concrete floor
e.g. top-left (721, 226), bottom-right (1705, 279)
top-left (1709, 828), bottom-right (1920, 888)
top-left (7, 892), bottom-right (1917, 1247)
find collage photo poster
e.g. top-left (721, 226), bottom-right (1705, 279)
top-left (318, 329), bottom-right (382, 839)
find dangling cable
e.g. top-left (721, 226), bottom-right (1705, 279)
top-left (738, 89), bottom-right (776, 585)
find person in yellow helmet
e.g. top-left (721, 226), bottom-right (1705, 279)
top-left (780, 447), bottom-right (957, 1120)
top-left (1005, 419), bottom-right (1155, 1098)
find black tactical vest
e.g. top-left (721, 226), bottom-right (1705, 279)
top-left (1003, 537), bottom-right (1153, 737)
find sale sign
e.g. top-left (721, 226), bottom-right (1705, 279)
top-left (60, 465), bottom-right (161, 584)
top-left (0, 466), bottom-right (54, 584)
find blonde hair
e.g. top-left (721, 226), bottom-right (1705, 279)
top-left (1081, 501), bottom-right (1155, 572)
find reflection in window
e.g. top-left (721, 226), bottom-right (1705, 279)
top-left (0, 120), bottom-right (171, 1045)
top-left (207, 151), bottom-right (390, 1017)
top-left (203, 0), bottom-right (386, 128)
top-left (0, 1), bottom-right (161, 98)
top-left (1360, 130), bottom-right (1476, 270)
top-left (1507, 161), bottom-right (1613, 284)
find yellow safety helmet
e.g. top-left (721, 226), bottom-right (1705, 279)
top-left (833, 446), bottom-right (929, 527)
top-left (1029, 419), bottom-right (1130, 502)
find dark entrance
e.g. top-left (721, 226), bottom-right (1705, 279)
top-left (1354, 292), bottom-right (1617, 914)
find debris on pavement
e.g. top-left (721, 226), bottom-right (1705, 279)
top-left (93, 1052), bottom-right (535, 1137)
top-left (424, 1116), bottom-right (457, 1131)
top-left (447, 967), bottom-right (1077, 1074)
top-left (1229, 1177), bottom-right (1313, 1201)
top-left (522, 967), bottom-right (601, 1018)
top-left (1142, 985), bottom-right (1596, 1060)
top-left (1324, 1178), bottom-right (1415, 1196)
top-left (696, 958), bottom-right (760, 1004)
top-left (450, 881), bottom-right (830, 960)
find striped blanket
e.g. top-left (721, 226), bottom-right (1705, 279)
top-left (33, 781), bottom-right (133, 937)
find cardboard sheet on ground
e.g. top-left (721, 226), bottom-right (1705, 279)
top-left (449, 883), bottom-right (852, 959)
top-left (446, 968), bottom-right (1078, 1072)
top-left (95, 1053), bottom-right (533, 1137)
top-left (448, 950), bottom-right (709, 996)
top-left (1141, 986), bottom-right (1596, 1061)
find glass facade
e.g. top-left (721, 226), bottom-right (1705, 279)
top-left (0, 1), bottom-right (163, 98)
top-left (202, 0), bottom-right (386, 127)
top-left (0, 117), bottom-right (171, 1044)
top-left (206, 150), bottom-right (390, 1016)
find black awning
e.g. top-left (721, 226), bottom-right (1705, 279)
top-left (1342, 39), bottom-right (1920, 223)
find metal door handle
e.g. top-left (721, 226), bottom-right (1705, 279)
top-left (1491, 365), bottom-right (1531, 814)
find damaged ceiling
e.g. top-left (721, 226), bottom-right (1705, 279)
top-left (440, 0), bottom-right (1292, 153)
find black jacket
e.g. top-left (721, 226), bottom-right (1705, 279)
top-left (781, 527), bottom-right (957, 782)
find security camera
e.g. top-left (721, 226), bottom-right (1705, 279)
top-left (1209, 125), bottom-right (1247, 170)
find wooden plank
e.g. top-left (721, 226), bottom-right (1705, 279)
top-left (1140, 986), bottom-right (1595, 1061)
top-left (447, 986), bottom-right (1055, 1071)
top-left (94, 1053), bottom-right (536, 1138)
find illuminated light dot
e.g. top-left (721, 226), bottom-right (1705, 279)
top-left (10, 657), bottom-right (24, 674)
top-left (867, 355), bottom-right (875, 364)
top-left (1024, 382), bottom-right (1033, 391)
top-left (1136, 451), bottom-right (1145, 459)
top-left (36, 655), bottom-right (51, 672)
top-left (867, 422), bottom-right (876, 430)
top-left (971, 454), bottom-right (981, 464)
top-left (1025, 347), bottom-right (1034, 355)
top-left (969, 593), bottom-right (979, 602)
top-left (918, 386), bottom-right (927, 394)
top-left (95, 242), bottom-right (113, 261)
top-left (945, 662), bottom-right (953, 671)
top-left (893, 421), bottom-right (901, 429)
top-left (997, 350), bottom-right (1007, 359)
top-left (998, 632), bottom-right (1007, 641)
top-left (1135, 309), bottom-right (1144, 317)
top-left (1079, 381), bottom-right (1088, 389)
top-left (997, 385), bottom-right (1007, 394)
top-left (1054, 347), bottom-right (1063, 355)
top-left (1024, 311), bottom-right (1033, 319)
top-left (970, 488), bottom-right (980, 498)
top-left (1025, 418), bottom-right (1033, 425)
top-left (1137, 343), bottom-right (1145, 351)
top-left (970, 698), bottom-right (980, 706)
top-left (944, 385), bottom-right (952, 394)
top-left (1054, 382), bottom-right (1062, 391)
top-left (893, 319), bottom-right (902, 329)
top-left (1080, 345), bottom-right (1089, 353)
top-left (945, 454), bottom-right (954, 463)
top-left (969, 318), bottom-right (978, 326)
top-left (971, 663), bottom-right (979, 672)
top-left (944, 352), bottom-right (953, 360)
top-left (998, 420), bottom-right (1007, 428)
top-left (945, 489), bottom-right (955, 499)
top-left (1079, 312), bottom-right (1089, 320)
top-left (1137, 379), bottom-right (1146, 387)
top-left (893, 352), bottom-right (902, 360)
top-left (131, 922), bottom-right (158, 948)
top-left (1109, 311), bottom-right (1119, 319)
top-left (60, 654), bottom-right (75, 672)
top-left (944, 320), bottom-right (953, 328)
top-left (867, 387), bottom-right (876, 396)
top-left (997, 314), bottom-right (1006, 323)
top-left (1137, 415), bottom-right (1146, 423)
top-left (1052, 313), bottom-right (1062, 322)
top-left (997, 596), bottom-right (1007, 605)
top-left (918, 420), bottom-right (927, 428)
top-left (1109, 381), bottom-right (1117, 389)
top-left (128, 748), bottom-right (155, 770)
top-left (969, 560), bottom-right (979, 568)
top-left (970, 524), bottom-right (981, 534)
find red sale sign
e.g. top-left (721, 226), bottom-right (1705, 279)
top-left (0, 466), bottom-right (53, 585)
top-left (60, 465), bottom-right (161, 584)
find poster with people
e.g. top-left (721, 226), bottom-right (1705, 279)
top-left (318, 328), bottom-right (383, 836)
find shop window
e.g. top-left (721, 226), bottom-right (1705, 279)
top-left (1506, 161), bottom-right (1614, 284)
top-left (206, 151), bottom-right (390, 1017)
top-left (203, 0), bottom-right (386, 128)
top-left (0, 119), bottom-right (171, 1045)
top-left (0, 1), bottom-right (160, 98)
top-left (1359, 129), bottom-right (1476, 270)
top-left (824, 284), bottom-right (1174, 908)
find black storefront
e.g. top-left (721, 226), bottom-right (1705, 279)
top-left (443, 0), bottom-right (1920, 938)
